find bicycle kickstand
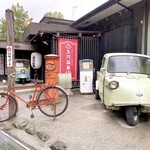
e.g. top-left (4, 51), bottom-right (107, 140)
top-left (30, 109), bottom-right (35, 118)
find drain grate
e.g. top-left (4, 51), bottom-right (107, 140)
top-left (0, 131), bottom-right (33, 150)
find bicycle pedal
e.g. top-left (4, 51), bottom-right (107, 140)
top-left (30, 114), bottom-right (34, 118)
top-left (29, 95), bottom-right (32, 100)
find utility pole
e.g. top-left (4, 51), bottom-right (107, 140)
top-left (5, 9), bottom-right (15, 115)
top-left (72, 6), bottom-right (77, 20)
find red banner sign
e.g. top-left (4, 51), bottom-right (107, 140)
top-left (58, 38), bottom-right (78, 81)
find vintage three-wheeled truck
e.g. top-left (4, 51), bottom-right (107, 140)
top-left (95, 53), bottom-right (150, 126)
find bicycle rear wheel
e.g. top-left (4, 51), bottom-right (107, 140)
top-left (37, 86), bottom-right (68, 117)
top-left (0, 93), bottom-right (18, 122)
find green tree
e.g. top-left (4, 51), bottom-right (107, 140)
top-left (0, 18), bottom-right (7, 40)
top-left (0, 3), bottom-right (29, 41)
top-left (44, 11), bottom-right (64, 19)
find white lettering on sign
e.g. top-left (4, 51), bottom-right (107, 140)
top-left (6, 46), bottom-right (13, 67)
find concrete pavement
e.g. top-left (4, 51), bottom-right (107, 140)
top-left (1, 89), bottom-right (150, 150)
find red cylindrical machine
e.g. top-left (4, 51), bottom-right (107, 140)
top-left (44, 54), bottom-right (59, 84)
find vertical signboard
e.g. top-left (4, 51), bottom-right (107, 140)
top-left (0, 54), bottom-right (4, 75)
top-left (6, 46), bottom-right (13, 67)
top-left (58, 38), bottom-right (78, 81)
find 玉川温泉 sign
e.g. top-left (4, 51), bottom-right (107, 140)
top-left (58, 38), bottom-right (78, 81)
top-left (6, 46), bottom-right (13, 67)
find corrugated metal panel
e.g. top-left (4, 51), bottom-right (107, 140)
top-left (100, 25), bottom-right (137, 54)
top-left (79, 36), bottom-right (100, 72)
top-left (78, 36), bottom-right (100, 87)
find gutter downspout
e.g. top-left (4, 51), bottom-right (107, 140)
top-left (115, 0), bottom-right (134, 26)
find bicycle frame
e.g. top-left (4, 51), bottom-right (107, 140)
top-left (5, 83), bottom-right (55, 109)
top-left (0, 77), bottom-right (68, 122)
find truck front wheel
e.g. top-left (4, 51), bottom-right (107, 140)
top-left (21, 78), bottom-right (26, 84)
top-left (95, 90), bottom-right (100, 100)
top-left (125, 106), bottom-right (139, 126)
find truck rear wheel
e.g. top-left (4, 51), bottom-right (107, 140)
top-left (125, 106), bottom-right (139, 126)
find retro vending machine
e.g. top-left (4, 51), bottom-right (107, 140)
top-left (80, 59), bottom-right (93, 93)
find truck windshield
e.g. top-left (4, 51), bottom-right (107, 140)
top-left (15, 60), bottom-right (29, 68)
top-left (107, 55), bottom-right (150, 74)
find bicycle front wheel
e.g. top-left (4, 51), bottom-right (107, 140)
top-left (37, 86), bottom-right (68, 117)
top-left (0, 93), bottom-right (18, 122)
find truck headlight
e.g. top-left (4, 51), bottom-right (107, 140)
top-left (109, 81), bottom-right (119, 89)
top-left (21, 70), bottom-right (25, 74)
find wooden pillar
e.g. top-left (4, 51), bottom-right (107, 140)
top-left (5, 9), bottom-right (15, 115)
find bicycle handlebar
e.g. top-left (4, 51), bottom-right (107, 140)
top-left (31, 79), bottom-right (44, 84)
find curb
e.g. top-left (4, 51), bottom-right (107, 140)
top-left (0, 84), bottom-right (34, 93)
top-left (0, 84), bottom-right (73, 95)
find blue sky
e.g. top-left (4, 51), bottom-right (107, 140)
top-left (0, 0), bottom-right (108, 22)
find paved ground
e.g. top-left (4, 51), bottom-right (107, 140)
top-left (1, 89), bottom-right (150, 150)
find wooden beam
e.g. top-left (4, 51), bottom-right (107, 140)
top-left (23, 22), bottom-right (100, 42)
top-left (0, 41), bottom-right (36, 51)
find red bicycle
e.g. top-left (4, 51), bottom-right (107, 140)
top-left (0, 73), bottom-right (68, 122)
